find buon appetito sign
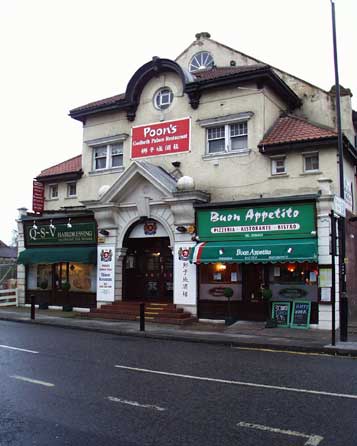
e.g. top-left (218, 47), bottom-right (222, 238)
top-left (197, 203), bottom-right (316, 241)
top-left (131, 118), bottom-right (190, 159)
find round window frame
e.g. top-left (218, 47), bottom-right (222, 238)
top-left (153, 87), bottom-right (174, 111)
top-left (189, 51), bottom-right (214, 73)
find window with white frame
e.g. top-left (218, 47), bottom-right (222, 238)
top-left (154, 87), bottom-right (173, 110)
top-left (303, 152), bottom-right (319, 172)
top-left (67, 182), bottom-right (77, 197)
top-left (271, 157), bottom-right (286, 175)
top-left (93, 142), bottom-right (123, 171)
top-left (207, 122), bottom-right (248, 154)
top-left (49, 184), bottom-right (58, 199)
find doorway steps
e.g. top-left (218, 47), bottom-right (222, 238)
top-left (84, 302), bottom-right (196, 325)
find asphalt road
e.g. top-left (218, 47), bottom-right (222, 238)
top-left (0, 320), bottom-right (356, 446)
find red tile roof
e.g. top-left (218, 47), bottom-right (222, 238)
top-left (70, 65), bottom-right (266, 114)
top-left (259, 115), bottom-right (337, 147)
top-left (37, 155), bottom-right (82, 178)
top-left (193, 64), bottom-right (267, 80)
top-left (70, 93), bottom-right (125, 113)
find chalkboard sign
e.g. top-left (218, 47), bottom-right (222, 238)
top-left (291, 301), bottom-right (311, 329)
top-left (272, 302), bottom-right (291, 328)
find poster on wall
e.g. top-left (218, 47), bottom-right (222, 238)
top-left (97, 245), bottom-right (115, 301)
top-left (174, 242), bottom-right (196, 306)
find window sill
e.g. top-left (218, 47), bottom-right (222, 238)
top-left (202, 149), bottom-right (251, 161)
top-left (89, 167), bottom-right (124, 176)
top-left (65, 196), bottom-right (78, 200)
top-left (268, 173), bottom-right (289, 179)
top-left (46, 198), bottom-right (59, 201)
top-left (299, 171), bottom-right (322, 176)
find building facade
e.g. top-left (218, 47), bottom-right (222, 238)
top-left (17, 32), bottom-right (357, 328)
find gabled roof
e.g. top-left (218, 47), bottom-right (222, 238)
top-left (69, 59), bottom-right (300, 122)
top-left (258, 115), bottom-right (337, 150)
top-left (0, 242), bottom-right (17, 259)
top-left (36, 155), bottom-right (82, 180)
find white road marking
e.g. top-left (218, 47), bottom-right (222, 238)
top-left (237, 421), bottom-right (324, 445)
top-left (0, 344), bottom-right (39, 354)
top-left (115, 364), bottom-right (357, 400)
top-left (107, 396), bottom-right (166, 411)
top-left (10, 375), bottom-right (54, 387)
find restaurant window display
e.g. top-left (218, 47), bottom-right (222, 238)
top-left (199, 263), bottom-right (241, 301)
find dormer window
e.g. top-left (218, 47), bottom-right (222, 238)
top-left (189, 51), bottom-right (214, 73)
top-left (154, 87), bottom-right (173, 110)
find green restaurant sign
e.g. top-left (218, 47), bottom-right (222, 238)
top-left (197, 203), bottom-right (316, 241)
top-left (26, 222), bottom-right (97, 246)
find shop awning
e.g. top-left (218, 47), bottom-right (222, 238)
top-left (17, 247), bottom-right (97, 265)
top-left (190, 239), bottom-right (317, 264)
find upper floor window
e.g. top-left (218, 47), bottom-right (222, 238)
top-left (49, 184), bottom-right (58, 199)
top-left (207, 122), bottom-right (248, 154)
top-left (93, 143), bottom-right (123, 171)
top-left (189, 51), bottom-right (214, 72)
top-left (67, 182), bottom-right (77, 198)
top-left (271, 156), bottom-right (286, 175)
top-left (154, 87), bottom-right (173, 110)
top-left (303, 152), bottom-right (319, 172)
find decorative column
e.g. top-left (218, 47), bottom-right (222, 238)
top-left (115, 247), bottom-right (127, 302)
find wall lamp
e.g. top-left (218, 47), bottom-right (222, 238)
top-left (67, 218), bottom-right (72, 229)
top-left (99, 229), bottom-right (110, 236)
top-left (49, 219), bottom-right (55, 230)
top-left (32, 221), bottom-right (38, 230)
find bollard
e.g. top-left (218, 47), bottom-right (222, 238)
top-left (30, 294), bottom-right (36, 320)
top-left (139, 303), bottom-right (145, 332)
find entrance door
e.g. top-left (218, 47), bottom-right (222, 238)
top-left (124, 237), bottom-right (173, 301)
top-left (242, 264), bottom-right (266, 301)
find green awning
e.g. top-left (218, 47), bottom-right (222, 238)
top-left (17, 247), bottom-right (97, 265)
top-left (190, 239), bottom-right (317, 264)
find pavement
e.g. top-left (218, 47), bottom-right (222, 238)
top-left (1, 306), bottom-right (357, 356)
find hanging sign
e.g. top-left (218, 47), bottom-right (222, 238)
top-left (97, 245), bottom-right (115, 301)
top-left (131, 117), bottom-right (190, 159)
top-left (32, 181), bottom-right (45, 214)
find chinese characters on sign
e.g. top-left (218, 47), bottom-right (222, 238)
top-left (174, 242), bottom-right (196, 306)
top-left (131, 118), bottom-right (190, 159)
top-left (97, 245), bottom-right (115, 301)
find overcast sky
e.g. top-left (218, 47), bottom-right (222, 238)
top-left (1, 0), bottom-right (356, 245)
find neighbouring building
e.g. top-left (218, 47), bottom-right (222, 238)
top-left (17, 32), bottom-right (357, 328)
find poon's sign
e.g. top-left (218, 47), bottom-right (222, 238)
top-left (197, 203), bottom-right (316, 241)
top-left (131, 118), bottom-right (190, 159)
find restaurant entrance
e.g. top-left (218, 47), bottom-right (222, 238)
top-left (124, 237), bottom-right (173, 301)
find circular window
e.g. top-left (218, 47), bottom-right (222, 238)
top-left (189, 51), bottom-right (214, 73)
top-left (154, 87), bottom-right (173, 110)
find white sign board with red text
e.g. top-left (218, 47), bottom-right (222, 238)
top-left (174, 242), bottom-right (196, 306)
top-left (131, 118), bottom-right (190, 159)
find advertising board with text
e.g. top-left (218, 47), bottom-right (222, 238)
top-left (131, 118), bottom-right (190, 159)
top-left (197, 202), bottom-right (316, 241)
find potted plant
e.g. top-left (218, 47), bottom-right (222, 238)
top-left (223, 287), bottom-right (236, 326)
top-left (261, 285), bottom-right (277, 328)
top-left (38, 281), bottom-right (49, 309)
top-left (61, 281), bottom-right (71, 291)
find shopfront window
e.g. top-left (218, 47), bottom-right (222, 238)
top-left (27, 263), bottom-right (96, 293)
top-left (199, 263), bottom-right (242, 301)
top-left (269, 262), bottom-right (318, 301)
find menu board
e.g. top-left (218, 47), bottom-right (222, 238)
top-left (291, 301), bottom-right (311, 329)
top-left (272, 302), bottom-right (291, 328)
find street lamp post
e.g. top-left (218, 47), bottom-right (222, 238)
top-left (331, 0), bottom-right (348, 341)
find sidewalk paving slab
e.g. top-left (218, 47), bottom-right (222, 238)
top-left (0, 307), bottom-right (357, 357)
